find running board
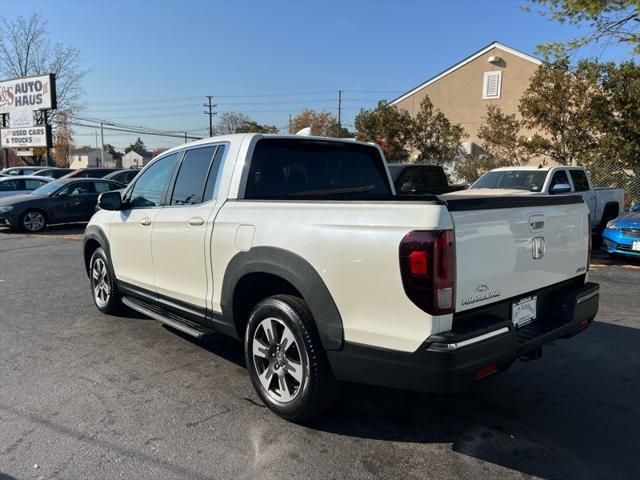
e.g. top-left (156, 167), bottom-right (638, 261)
top-left (122, 296), bottom-right (208, 338)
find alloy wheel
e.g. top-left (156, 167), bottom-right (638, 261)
top-left (92, 257), bottom-right (111, 308)
top-left (252, 317), bottom-right (305, 404)
top-left (23, 212), bottom-right (45, 232)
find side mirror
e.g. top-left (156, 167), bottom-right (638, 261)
top-left (550, 183), bottom-right (572, 194)
top-left (57, 191), bottom-right (67, 198)
top-left (98, 191), bottom-right (124, 211)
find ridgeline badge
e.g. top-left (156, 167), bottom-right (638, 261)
top-left (462, 284), bottom-right (501, 306)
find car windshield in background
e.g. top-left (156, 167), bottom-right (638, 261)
top-left (472, 171), bottom-right (547, 192)
top-left (31, 180), bottom-right (64, 196)
top-left (245, 139), bottom-right (391, 200)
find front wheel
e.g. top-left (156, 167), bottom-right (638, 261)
top-left (21, 210), bottom-right (47, 232)
top-left (244, 295), bottom-right (337, 422)
top-left (89, 247), bottom-right (122, 314)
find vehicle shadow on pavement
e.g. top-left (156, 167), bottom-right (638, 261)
top-left (305, 320), bottom-right (640, 479)
top-left (0, 224), bottom-right (86, 238)
top-left (591, 249), bottom-right (640, 267)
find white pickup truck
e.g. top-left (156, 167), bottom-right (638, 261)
top-left (83, 134), bottom-right (599, 421)
top-left (471, 166), bottom-right (624, 235)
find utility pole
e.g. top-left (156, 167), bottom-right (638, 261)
top-left (99, 121), bottom-right (105, 167)
top-left (99, 120), bottom-right (114, 167)
top-left (203, 96), bottom-right (216, 137)
top-left (337, 90), bottom-right (343, 138)
top-left (288, 113), bottom-right (292, 134)
top-left (184, 132), bottom-right (188, 143)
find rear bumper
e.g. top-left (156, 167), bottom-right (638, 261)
top-left (328, 281), bottom-right (599, 394)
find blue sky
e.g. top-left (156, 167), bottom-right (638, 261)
top-left (3, 0), bottom-right (633, 151)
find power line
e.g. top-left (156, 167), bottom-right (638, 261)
top-left (69, 121), bottom-right (202, 141)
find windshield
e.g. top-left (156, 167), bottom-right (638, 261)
top-left (31, 180), bottom-right (64, 196)
top-left (472, 171), bottom-right (547, 192)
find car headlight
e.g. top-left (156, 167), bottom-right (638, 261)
top-left (605, 220), bottom-right (620, 231)
top-left (0, 206), bottom-right (13, 213)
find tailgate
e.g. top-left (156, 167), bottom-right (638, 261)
top-left (443, 193), bottom-right (590, 312)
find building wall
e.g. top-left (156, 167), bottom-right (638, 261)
top-left (122, 151), bottom-right (143, 169)
top-left (393, 46), bottom-right (539, 145)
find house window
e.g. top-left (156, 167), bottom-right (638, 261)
top-left (483, 71), bottom-right (502, 99)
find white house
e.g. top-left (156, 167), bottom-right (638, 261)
top-left (69, 147), bottom-right (115, 169)
top-left (122, 150), bottom-right (153, 169)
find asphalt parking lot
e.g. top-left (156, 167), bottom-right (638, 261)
top-left (0, 225), bottom-right (638, 480)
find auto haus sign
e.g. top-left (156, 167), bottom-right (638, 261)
top-left (0, 126), bottom-right (52, 148)
top-left (0, 74), bottom-right (57, 127)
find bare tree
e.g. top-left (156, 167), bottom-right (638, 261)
top-left (0, 13), bottom-right (86, 120)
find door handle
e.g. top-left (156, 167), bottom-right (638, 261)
top-left (188, 217), bottom-right (205, 226)
top-left (140, 218), bottom-right (152, 226)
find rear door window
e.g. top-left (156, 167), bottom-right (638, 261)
top-left (569, 170), bottom-right (590, 192)
top-left (24, 179), bottom-right (47, 190)
top-left (0, 179), bottom-right (19, 191)
top-left (245, 138), bottom-right (391, 200)
top-left (549, 170), bottom-right (570, 190)
top-left (170, 146), bottom-right (216, 205)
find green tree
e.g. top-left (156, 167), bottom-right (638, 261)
top-left (125, 138), bottom-right (146, 155)
top-left (518, 60), bottom-right (599, 165)
top-left (354, 101), bottom-right (413, 162)
top-left (410, 96), bottom-right (466, 165)
top-left (104, 144), bottom-right (123, 162)
top-left (527, 0), bottom-right (640, 55)
top-left (476, 105), bottom-right (531, 166)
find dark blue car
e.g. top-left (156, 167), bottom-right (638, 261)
top-left (602, 212), bottom-right (640, 258)
top-left (0, 178), bottom-right (123, 232)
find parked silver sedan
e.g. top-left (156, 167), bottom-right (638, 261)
top-left (0, 175), bottom-right (53, 198)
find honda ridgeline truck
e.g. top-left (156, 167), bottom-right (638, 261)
top-left (84, 134), bottom-right (599, 421)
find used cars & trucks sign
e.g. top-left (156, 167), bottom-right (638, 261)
top-left (0, 126), bottom-right (52, 148)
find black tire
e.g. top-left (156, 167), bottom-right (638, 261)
top-left (20, 209), bottom-right (47, 233)
top-left (244, 294), bottom-right (337, 422)
top-left (89, 247), bottom-right (122, 314)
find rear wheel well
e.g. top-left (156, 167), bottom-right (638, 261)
top-left (232, 273), bottom-right (302, 339)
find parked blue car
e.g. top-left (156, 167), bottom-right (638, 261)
top-left (602, 212), bottom-right (640, 258)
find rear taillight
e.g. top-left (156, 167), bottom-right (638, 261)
top-left (399, 230), bottom-right (456, 315)
top-left (587, 213), bottom-right (592, 272)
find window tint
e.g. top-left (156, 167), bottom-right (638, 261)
top-left (245, 139), bottom-right (391, 200)
top-left (549, 170), bottom-right (570, 189)
top-left (570, 170), bottom-right (590, 192)
top-left (394, 166), bottom-right (448, 194)
top-left (171, 146), bottom-right (215, 205)
top-left (61, 182), bottom-right (94, 196)
top-left (0, 179), bottom-right (18, 191)
top-left (128, 153), bottom-right (179, 208)
top-left (24, 179), bottom-right (47, 190)
top-left (203, 145), bottom-right (225, 201)
top-left (472, 171), bottom-right (547, 192)
top-left (94, 181), bottom-right (114, 193)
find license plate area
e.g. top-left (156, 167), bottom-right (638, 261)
top-left (512, 296), bottom-right (537, 328)
top-left (632, 241), bottom-right (640, 252)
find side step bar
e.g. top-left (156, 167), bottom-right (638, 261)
top-left (122, 296), bottom-right (208, 338)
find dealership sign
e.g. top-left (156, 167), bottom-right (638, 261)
top-left (0, 126), bottom-right (51, 148)
top-left (0, 74), bottom-right (57, 127)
